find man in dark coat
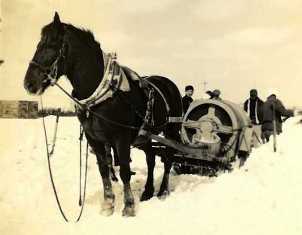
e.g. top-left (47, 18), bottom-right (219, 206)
top-left (206, 89), bottom-right (222, 100)
top-left (262, 93), bottom-right (294, 142)
top-left (244, 89), bottom-right (264, 147)
top-left (182, 85), bottom-right (194, 115)
top-left (244, 89), bottom-right (263, 125)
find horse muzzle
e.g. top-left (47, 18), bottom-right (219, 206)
top-left (24, 66), bottom-right (48, 95)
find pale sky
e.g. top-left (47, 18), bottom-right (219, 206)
top-left (1, 0), bottom-right (302, 108)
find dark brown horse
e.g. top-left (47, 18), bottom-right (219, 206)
top-left (24, 13), bottom-right (182, 216)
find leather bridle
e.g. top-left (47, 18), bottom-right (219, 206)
top-left (29, 42), bottom-right (66, 86)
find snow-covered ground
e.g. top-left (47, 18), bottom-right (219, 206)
top-left (0, 116), bottom-right (301, 235)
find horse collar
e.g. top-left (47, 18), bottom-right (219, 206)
top-left (77, 52), bottom-right (131, 108)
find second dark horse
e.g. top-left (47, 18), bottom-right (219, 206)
top-left (23, 13), bottom-right (182, 216)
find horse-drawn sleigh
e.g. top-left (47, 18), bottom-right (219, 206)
top-left (23, 13), bottom-right (253, 218)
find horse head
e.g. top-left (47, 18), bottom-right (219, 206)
top-left (24, 12), bottom-right (104, 100)
top-left (24, 12), bottom-right (67, 95)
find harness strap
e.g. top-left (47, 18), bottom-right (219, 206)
top-left (140, 77), bottom-right (171, 115)
top-left (78, 125), bottom-right (84, 206)
top-left (30, 43), bottom-right (66, 86)
top-left (76, 139), bottom-right (89, 222)
top-left (36, 47), bottom-right (171, 131)
top-left (40, 97), bottom-right (69, 222)
top-left (54, 82), bottom-right (140, 130)
top-left (40, 97), bottom-right (89, 222)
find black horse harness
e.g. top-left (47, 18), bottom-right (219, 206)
top-left (30, 41), bottom-right (175, 222)
top-left (30, 41), bottom-right (172, 130)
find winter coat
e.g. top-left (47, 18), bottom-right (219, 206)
top-left (261, 95), bottom-right (294, 134)
top-left (244, 97), bottom-right (264, 125)
top-left (182, 95), bottom-right (193, 114)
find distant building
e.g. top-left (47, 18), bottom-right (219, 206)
top-left (0, 100), bottom-right (38, 119)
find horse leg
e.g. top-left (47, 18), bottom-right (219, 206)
top-left (140, 142), bottom-right (155, 201)
top-left (104, 144), bottom-right (118, 182)
top-left (115, 139), bottom-right (135, 217)
top-left (87, 137), bottom-right (115, 215)
top-left (157, 126), bottom-right (179, 198)
top-left (157, 152), bottom-right (172, 198)
top-left (112, 145), bottom-right (120, 166)
top-left (98, 156), bottom-right (115, 216)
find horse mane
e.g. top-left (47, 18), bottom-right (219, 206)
top-left (66, 24), bottom-right (102, 51)
top-left (41, 22), bottom-right (103, 54)
top-left (39, 22), bottom-right (106, 98)
top-left (63, 23), bottom-right (105, 81)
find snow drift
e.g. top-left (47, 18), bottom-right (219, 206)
top-left (0, 116), bottom-right (301, 235)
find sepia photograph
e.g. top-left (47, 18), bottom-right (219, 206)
top-left (0, 1), bottom-right (301, 234)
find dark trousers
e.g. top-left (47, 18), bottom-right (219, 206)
top-left (262, 130), bottom-right (273, 143)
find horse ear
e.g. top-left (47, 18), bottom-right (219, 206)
top-left (53, 12), bottom-right (61, 26)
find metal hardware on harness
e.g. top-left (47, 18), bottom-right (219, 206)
top-left (137, 87), bottom-right (155, 135)
top-left (141, 78), bottom-right (170, 115)
top-left (146, 88), bottom-right (155, 126)
top-left (168, 116), bottom-right (183, 123)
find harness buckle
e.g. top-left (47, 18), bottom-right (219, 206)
top-left (86, 110), bottom-right (90, 118)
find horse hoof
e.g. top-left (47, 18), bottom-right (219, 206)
top-left (157, 190), bottom-right (170, 199)
top-left (101, 207), bottom-right (114, 216)
top-left (122, 205), bottom-right (136, 217)
top-left (101, 199), bottom-right (115, 216)
top-left (140, 190), bottom-right (154, 201)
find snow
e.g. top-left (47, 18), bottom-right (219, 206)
top-left (0, 116), bottom-right (301, 235)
